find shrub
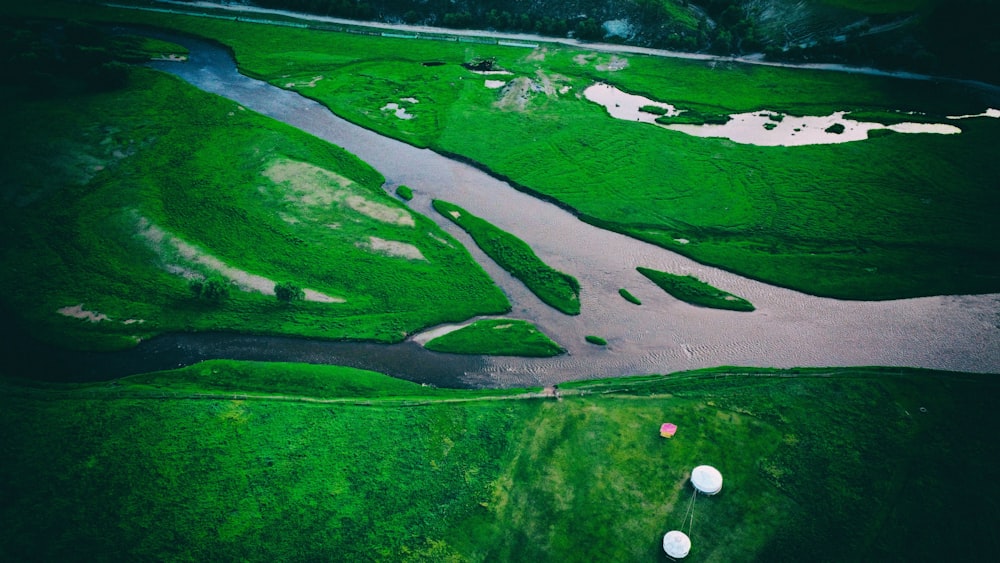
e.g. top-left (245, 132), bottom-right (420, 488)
top-left (190, 276), bottom-right (230, 302)
top-left (274, 281), bottom-right (304, 303)
top-left (395, 185), bottom-right (414, 201)
top-left (585, 335), bottom-right (607, 345)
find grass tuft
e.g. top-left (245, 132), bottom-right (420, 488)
top-left (637, 267), bottom-right (755, 311)
top-left (423, 319), bottom-right (565, 357)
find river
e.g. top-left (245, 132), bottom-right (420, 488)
top-left (34, 29), bottom-right (994, 388)
top-left (139, 32), bottom-right (1000, 386)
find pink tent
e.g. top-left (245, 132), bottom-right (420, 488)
top-left (660, 423), bottom-right (677, 438)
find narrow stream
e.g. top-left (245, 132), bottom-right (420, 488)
top-left (56, 29), bottom-right (999, 387)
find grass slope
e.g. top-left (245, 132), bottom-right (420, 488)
top-left (1, 363), bottom-right (997, 560)
top-left (9, 4), bottom-right (999, 299)
top-left (0, 363), bottom-right (536, 561)
top-left (638, 266), bottom-right (755, 311)
top-left (159, 9), bottom-right (1000, 299)
top-left (1, 46), bottom-right (509, 350)
top-left (433, 199), bottom-right (581, 315)
top-left (424, 319), bottom-right (566, 357)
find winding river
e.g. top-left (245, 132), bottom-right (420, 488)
top-left (49, 30), bottom-right (996, 388)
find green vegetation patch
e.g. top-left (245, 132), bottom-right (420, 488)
top-left (395, 184), bottom-right (414, 201)
top-left (433, 199), bottom-right (581, 315)
top-left (2, 364), bottom-right (997, 560)
top-left (585, 334), bottom-right (608, 345)
top-left (637, 267), bottom-right (755, 311)
top-left (618, 287), bottom-right (642, 305)
top-left (424, 319), bottom-right (565, 357)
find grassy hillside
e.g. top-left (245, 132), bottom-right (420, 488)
top-left (0, 23), bottom-right (510, 350)
top-left (1, 362), bottom-right (997, 560)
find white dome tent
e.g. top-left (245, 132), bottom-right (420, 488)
top-left (663, 465), bottom-right (724, 559)
top-left (662, 530), bottom-right (691, 559)
top-left (690, 465), bottom-right (723, 495)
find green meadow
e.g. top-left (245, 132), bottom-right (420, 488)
top-left (0, 61), bottom-right (509, 350)
top-left (1, 363), bottom-right (996, 561)
top-left (1, 6), bottom-right (998, 560)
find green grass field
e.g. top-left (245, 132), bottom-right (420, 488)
top-left (638, 267), bottom-right (755, 311)
top-left (1, 363), bottom-right (996, 561)
top-left (9, 3), bottom-right (999, 300)
top-left (1, 8), bottom-right (997, 560)
top-left (433, 199), bottom-right (581, 315)
top-left (424, 319), bottom-right (565, 357)
top-left (0, 57), bottom-right (509, 350)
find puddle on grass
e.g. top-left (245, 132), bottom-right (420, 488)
top-left (947, 108), bottom-right (1000, 120)
top-left (665, 110), bottom-right (960, 146)
top-left (584, 83), bottom-right (965, 146)
top-left (583, 82), bottom-right (680, 123)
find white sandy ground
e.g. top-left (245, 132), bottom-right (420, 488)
top-left (152, 35), bottom-right (1000, 387)
top-left (263, 158), bottom-right (415, 226)
top-left (56, 304), bottom-right (147, 326)
top-left (380, 102), bottom-right (415, 120)
top-left (284, 75), bottom-right (323, 88)
top-left (363, 236), bottom-right (426, 261)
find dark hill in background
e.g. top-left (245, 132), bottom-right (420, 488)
top-left (184, 0), bottom-right (998, 83)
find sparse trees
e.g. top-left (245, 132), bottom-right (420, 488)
top-left (190, 276), bottom-right (231, 302)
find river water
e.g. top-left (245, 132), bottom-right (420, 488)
top-left (124, 32), bottom-right (1000, 387)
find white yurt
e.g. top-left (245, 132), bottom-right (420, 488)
top-left (691, 465), bottom-right (723, 495)
top-left (662, 530), bottom-right (691, 559)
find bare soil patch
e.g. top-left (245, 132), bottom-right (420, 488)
top-left (134, 214), bottom-right (345, 303)
top-left (364, 236), bottom-right (426, 260)
top-left (57, 304), bottom-right (110, 322)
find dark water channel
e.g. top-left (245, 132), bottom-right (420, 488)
top-left (21, 28), bottom-right (998, 388)
top-left (3, 330), bottom-right (483, 387)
